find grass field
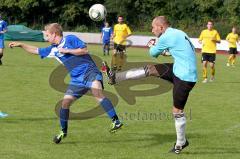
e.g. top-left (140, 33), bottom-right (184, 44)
top-left (0, 41), bottom-right (240, 159)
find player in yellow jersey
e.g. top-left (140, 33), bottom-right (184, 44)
top-left (199, 21), bottom-right (221, 83)
top-left (226, 27), bottom-right (239, 67)
top-left (112, 16), bottom-right (132, 71)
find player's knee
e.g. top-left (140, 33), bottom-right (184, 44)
top-left (209, 63), bottom-right (215, 68)
top-left (144, 64), bottom-right (159, 76)
top-left (62, 98), bottom-right (74, 108)
top-left (92, 91), bottom-right (105, 102)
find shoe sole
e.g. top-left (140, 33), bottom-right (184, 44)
top-left (109, 124), bottom-right (123, 133)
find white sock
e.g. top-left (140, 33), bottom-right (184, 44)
top-left (115, 67), bottom-right (146, 82)
top-left (174, 113), bottom-right (186, 146)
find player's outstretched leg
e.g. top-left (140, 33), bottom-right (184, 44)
top-left (53, 96), bottom-right (74, 144)
top-left (91, 80), bottom-right (123, 133)
top-left (103, 63), bottom-right (158, 85)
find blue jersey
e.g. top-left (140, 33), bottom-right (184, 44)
top-left (101, 27), bottom-right (112, 43)
top-left (0, 20), bottom-right (7, 39)
top-left (149, 27), bottom-right (197, 82)
top-left (38, 35), bottom-right (102, 86)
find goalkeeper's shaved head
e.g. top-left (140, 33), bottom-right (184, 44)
top-left (153, 16), bottom-right (170, 27)
top-left (151, 16), bottom-right (170, 37)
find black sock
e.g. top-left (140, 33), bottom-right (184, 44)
top-left (112, 115), bottom-right (119, 122)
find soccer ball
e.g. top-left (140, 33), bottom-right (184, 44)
top-left (89, 4), bottom-right (107, 21)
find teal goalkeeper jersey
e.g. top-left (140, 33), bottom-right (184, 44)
top-left (149, 27), bottom-right (197, 82)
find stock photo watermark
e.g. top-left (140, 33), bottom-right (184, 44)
top-left (50, 41), bottom-right (175, 120)
top-left (118, 109), bottom-right (192, 121)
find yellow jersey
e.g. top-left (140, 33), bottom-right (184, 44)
top-left (199, 29), bottom-right (221, 53)
top-left (113, 24), bottom-right (132, 45)
top-left (226, 33), bottom-right (239, 48)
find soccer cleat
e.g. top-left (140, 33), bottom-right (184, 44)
top-left (109, 120), bottom-right (123, 133)
top-left (169, 140), bottom-right (189, 154)
top-left (0, 111), bottom-right (8, 118)
top-left (202, 78), bottom-right (208, 83)
top-left (0, 60), bottom-right (2, 65)
top-left (209, 77), bottom-right (214, 82)
top-left (102, 61), bottom-right (116, 85)
top-left (53, 131), bottom-right (67, 144)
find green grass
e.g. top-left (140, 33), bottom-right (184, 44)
top-left (0, 42), bottom-right (240, 159)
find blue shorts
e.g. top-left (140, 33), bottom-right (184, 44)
top-left (65, 72), bottom-right (103, 99)
top-left (103, 40), bottom-right (110, 45)
top-left (0, 39), bottom-right (4, 49)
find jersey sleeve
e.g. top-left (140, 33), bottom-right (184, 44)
top-left (216, 31), bottom-right (221, 41)
top-left (149, 37), bottom-right (167, 58)
top-left (199, 31), bottom-right (204, 41)
top-left (113, 25), bottom-right (116, 35)
top-left (226, 33), bottom-right (230, 40)
top-left (126, 25), bottom-right (132, 35)
top-left (38, 46), bottom-right (53, 59)
top-left (69, 36), bottom-right (86, 49)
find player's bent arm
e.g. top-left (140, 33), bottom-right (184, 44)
top-left (111, 32), bottom-right (115, 40)
top-left (9, 42), bottom-right (38, 55)
top-left (149, 46), bottom-right (162, 58)
top-left (123, 34), bottom-right (132, 40)
top-left (58, 47), bottom-right (88, 55)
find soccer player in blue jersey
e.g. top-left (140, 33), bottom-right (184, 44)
top-left (0, 15), bottom-right (8, 65)
top-left (104, 16), bottom-right (197, 154)
top-left (9, 23), bottom-right (123, 144)
top-left (100, 22), bottom-right (113, 56)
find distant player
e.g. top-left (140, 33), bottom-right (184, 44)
top-left (100, 22), bottom-right (113, 56)
top-left (199, 21), bottom-right (221, 83)
top-left (112, 16), bottom-right (132, 71)
top-left (104, 16), bottom-right (197, 154)
top-left (0, 111), bottom-right (8, 118)
top-left (226, 27), bottom-right (239, 67)
top-left (0, 14), bottom-right (8, 65)
top-left (9, 23), bottom-right (123, 144)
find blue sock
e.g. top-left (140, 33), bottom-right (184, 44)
top-left (60, 108), bottom-right (69, 134)
top-left (100, 98), bottom-right (118, 121)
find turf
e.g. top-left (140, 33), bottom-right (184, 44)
top-left (0, 41), bottom-right (239, 159)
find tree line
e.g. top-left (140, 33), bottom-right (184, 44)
top-left (0, 0), bottom-right (240, 37)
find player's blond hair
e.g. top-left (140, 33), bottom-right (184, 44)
top-left (44, 23), bottom-right (63, 36)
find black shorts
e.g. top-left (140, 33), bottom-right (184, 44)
top-left (229, 48), bottom-right (238, 54)
top-left (154, 63), bottom-right (196, 110)
top-left (114, 43), bottom-right (126, 53)
top-left (202, 53), bottom-right (216, 63)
